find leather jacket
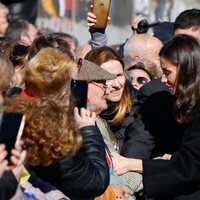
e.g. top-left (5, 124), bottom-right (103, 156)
top-left (31, 125), bottom-right (110, 200)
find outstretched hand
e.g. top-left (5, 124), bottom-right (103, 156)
top-left (87, 12), bottom-right (97, 27)
top-left (87, 11), bottom-right (111, 28)
top-left (111, 152), bottom-right (131, 175)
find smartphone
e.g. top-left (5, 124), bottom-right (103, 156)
top-left (92, 0), bottom-right (111, 29)
top-left (70, 80), bottom-right (88, 109)
top-left (0, 112), bottom-right (25, 157)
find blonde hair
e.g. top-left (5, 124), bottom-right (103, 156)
top-left (0, 53), bottom-right (13, 94)
top-left (25, 47), bottom-right (73, 97)
top-left (111, 86), bottom-right (132, 125)
top-left (3, 96), bottom-right (82, 166)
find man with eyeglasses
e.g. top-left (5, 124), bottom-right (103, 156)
top-left (74, 58), bottom-right (116, 115)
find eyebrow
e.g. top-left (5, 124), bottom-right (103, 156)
top-left (116, 72), bottom-right (124, 76)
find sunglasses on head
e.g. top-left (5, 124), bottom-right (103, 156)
top-left (129, 76), bottom-right (150, 85)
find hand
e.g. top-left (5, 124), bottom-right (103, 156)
top-left (0, 144), bottom-right (9, 178)
top-left (9, 141), bottom-right (27, 181)
top-left (111, 152), bottom-right (131, 175)
top-left (87, 11), bottom-right (111, 28)
top-left (87, 12), bottom-right (97, 27)
top-left (112, 152), bottom-right (143, 174)
top-left (131, 15), bottom-right (146, 34)
top-left (162, 153), bottom-right (172, 160)
top-left (111, 184), bottom-right (133, 200)
top-left (74, 107), bottom-right (96, 129)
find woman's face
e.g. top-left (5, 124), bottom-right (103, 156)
top-left (100, 60), bottom-right (125, 102)
top-left (128, 69), bottom-right (151, 90)
top-left (161, 57), bottom-right (178, 95)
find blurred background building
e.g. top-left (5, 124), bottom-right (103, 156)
top-left (1, 0), bottom-right (200, 45)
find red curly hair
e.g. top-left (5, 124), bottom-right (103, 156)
top-left (3, 95), bottom-right (82, 166)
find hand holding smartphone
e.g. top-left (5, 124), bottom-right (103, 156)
top-left (92, 0), bottom-right (111, 29)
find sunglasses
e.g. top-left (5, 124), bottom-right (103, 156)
top-left (129, 76), bottom-right (150, 85)
top-left (12, 45), bottom-right (29, 57)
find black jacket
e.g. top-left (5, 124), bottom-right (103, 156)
top-left (122, 79), bottom-right (183, 159)
top-left (143, 102), bottom-right (200, 200)
top-left (119, 79), bottom-right (170, 159)
top-left (0, 171), bottom-right (18, 200)
top-left (31, 125), bottom-right (110, 200)
top-left (101, 80), bottom-right (154, 159)
top-left (141, 91), bottom-right (183, 157)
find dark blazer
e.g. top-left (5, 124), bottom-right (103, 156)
top-left (140, 90), bottom-right (183, 157)
top-left (137, 79), bottom-right (183, 158)
top-left (143, 102), bottom-right (200, 200)
top-left (0, 171), bottom-right (18, 200)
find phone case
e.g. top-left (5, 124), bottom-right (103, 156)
top-left (70, 80), bottom-right (88, 109)
top-left (92, 0), bottom-right (111, 29)
top-left (0, 112), bottom-right (25, 155)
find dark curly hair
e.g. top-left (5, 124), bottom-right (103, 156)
top-left (3, 96), bottom-right (82, 166)
top-left (159, 34), bottom-right (200, 125)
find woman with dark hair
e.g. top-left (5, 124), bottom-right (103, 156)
top-left (111, 34), bottom-right (200, 200)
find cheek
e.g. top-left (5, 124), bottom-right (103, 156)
top-left (118, 75), bottom-right (126, 86)
top-left (169, 71), bottom-right (178, 85)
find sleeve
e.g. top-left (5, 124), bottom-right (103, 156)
top-left (59, 125), bottom-right (110, 199)
top-left (89, 28), bottom-right (108, 49)
top-left (120, 105), bottom-right (154, 160)
top-left (143, 116), bottom-right (200, 198)
top-left (28, 166), bottom-right (60, 193)
top-left (0, 171), bottom-right (18, 200)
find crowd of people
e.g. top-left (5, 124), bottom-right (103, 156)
top-left (0, 1), bottom-right (200, 200)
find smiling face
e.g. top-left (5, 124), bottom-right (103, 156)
top-left (161, 57), bottom-right (178, 95)
top-left (100, 60), bottom-right (126, 102)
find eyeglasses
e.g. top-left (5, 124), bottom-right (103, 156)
top-left (129, 76), bottom-right (150, 85)
top-left (90, 81), bottom-right (108, 90)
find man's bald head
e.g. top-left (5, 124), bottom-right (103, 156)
top-left (124, 34), bottom-right (163, 77)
